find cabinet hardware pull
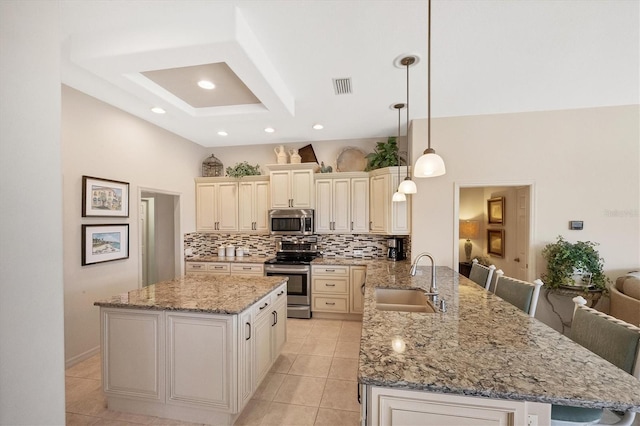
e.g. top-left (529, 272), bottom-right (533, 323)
top-left (246, 322), bottom-right (251, 340)
top-left (259, 302), bottom-right (268, 310)
top-left (326, 283), bottom-right (335, 287)
top-left (243, 267), bottom-right (252, 270)
top-left (277, 290), bottom-right (285, 296)
top-left (214, 266), bottom-right (224, 269)
top-left (326, 302), bottom-right (335, 305)
top-left (193, 265), bottom-right (202, 269)
top-left (361, 283), bottom-right (366, 295)
top-left (325, 269), bottom-right (335, 272)
top-left (351, 222), bottom-right (353, 231)
top-left (369, 221), bottom-right (372, 230)
top-left (272, 310), bottom-right (277, 326)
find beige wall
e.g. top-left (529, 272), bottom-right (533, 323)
top-left (410, 105), bottom-right (640, 283)
top-left (61, 86), bottom-right (208, 365)
top-left (0, 2), bottom-right (66, 422)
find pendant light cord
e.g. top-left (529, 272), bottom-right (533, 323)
top-left (427, 0), bottom-right (431, 151)
top-left (405, 55), bottom-right (411, 179)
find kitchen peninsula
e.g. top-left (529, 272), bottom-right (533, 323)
top-left (94, 274), bottom-right (287, 425)
top-left (357, 261), bottom-right (640, 425)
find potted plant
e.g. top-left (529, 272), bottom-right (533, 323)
top-left (365, 137), bottom-right (403, 171)
top-left (541, 236), bottom-right (609, 290)
top-left (225, 161), bottom-right (261, 178)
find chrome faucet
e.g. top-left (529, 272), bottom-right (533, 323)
top-left (410, 252), bottom-right (438, 301)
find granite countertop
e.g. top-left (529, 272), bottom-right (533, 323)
top-left (185, 255), bottom-right (270, 264)
top-left (358, 261), bottom-right (640, 412)
top-left (94, 275), bottom-right (287, 314)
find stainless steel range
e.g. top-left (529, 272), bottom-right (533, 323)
top-left (264, 238), bottom-right (318, 319)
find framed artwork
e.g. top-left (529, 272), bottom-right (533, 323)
top-left (487, 197), bottom-right (504, 225)
top-left (82, 224), bottom-right (129, 266)
top-left (487, 229), bottom-right (505, 258)
top-left (82, 175), bottom-right (129, 217)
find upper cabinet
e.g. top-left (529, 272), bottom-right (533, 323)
top-left (195, 179), bottom-right (238, 232)
top-left (315, 172), bottom-right (369, 234)
top-left (369, 167), bottom-right (410, 235)
top-left (268, 164), bottom-right (316, 209)
top-left (196, 176), bottom-right (269, 233)
top-left (238, 177), bottom-right (270, 233)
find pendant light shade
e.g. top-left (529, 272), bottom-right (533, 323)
top-left (398, 178), bottom-right (417, 194)
top-left (415, 0), bottom-right (446, 179)
top-left (392, 191), bottom-right (407, 202)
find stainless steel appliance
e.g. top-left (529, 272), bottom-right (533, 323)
top-left (264, 238), bottom-right (318, 319)
top-left (269, 209), bottom-right (314, 236)
top-left (387, 237), bottom-right (405, 261)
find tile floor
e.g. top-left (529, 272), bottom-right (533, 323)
top-left (65, 318), bottom-right (362, 426)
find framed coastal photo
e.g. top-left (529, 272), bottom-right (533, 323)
top-left (487, 197), bottom-right (504, 225)
top-left (487, 229), bottom-right (505, 258)
top-left (82, 175), bottom-right (129, 217)
top-left (82, 224), bottom-right (129, 266)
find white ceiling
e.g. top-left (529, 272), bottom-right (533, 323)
top-left (60, 0), bottom-right (639, 148)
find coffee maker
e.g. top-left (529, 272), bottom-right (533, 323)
top-left (387, 238), bottom-right (405, 261)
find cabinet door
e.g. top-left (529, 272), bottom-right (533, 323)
top-left (196, 183), bottom-right (217, 232)
top-left (253, 310), bottom-right (273, 388)
top-left (315, 179), bottom-right (333, 233)
top-left (332, 178), bottom-right (351, 233)
top-left (238, 309), bottom-right (253, 410)
top-left (271, 288), bottom-right (287, 357)
top-left (166, 313), bottom-right (233, 410)
top-left (350, 266), bottom-right (366, 314)
top-left (270, 171), bottom-right (291, 208)
top-left (291, 169), bottom-right (314, 208)
top-left (369, 175), bottom-right (388, 234)
top-left (389, 172), bottom-right (410, 235)
top-left (254, 180), bottom-right (270, 233)
top-left (102, 309), bottom-right (164, 401)
top-left (351, 177), bottom-right (370, 233)
top-left (238, 181), bottom-right (255, 232)
top-left (216, 182), bottom-right (238, 232)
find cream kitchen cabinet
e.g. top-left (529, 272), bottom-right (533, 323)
top-left (186, 261), bottom-right (263, 276)
top-left (315, 172), bottom-right (369, 234)
top-left (253, 285), bottom-right (287, 387)
top-left (195, 179), bottom-right (238, 232)
top-left (369, 167), bottom-right (410, 235)
top-left (364, 386), bottom-right (550, 426)
top-left (267, 163), bottom-right (316, 209)
top-left (238, 177), bottom-right (269, 233)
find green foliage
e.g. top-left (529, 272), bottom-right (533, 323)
top-left (226, 161), bottom-right (261, 178)
top-left (365, 137), bottom-right (404, 171)
top-left (541, 236), bottom-right (609, 290)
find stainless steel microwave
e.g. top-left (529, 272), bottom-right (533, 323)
top-left (269, 209), bottom-right (314, 235)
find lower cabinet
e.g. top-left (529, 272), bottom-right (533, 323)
top-left (364, 386), bottom-right (550, 426)
top-left (311, 265), bottom-right (366, 315)
top-left (186, 261), bottom-right (264, 276)
top-left (350, 266), bottom-right (366, 314)
top-left (99, 283), bottom-right (287, 424)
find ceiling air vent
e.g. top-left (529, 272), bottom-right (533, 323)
top-left (332, 78), bottom-right (352, 95)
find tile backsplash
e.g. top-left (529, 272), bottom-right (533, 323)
top-left (184, 233), bottom-right (411, 259)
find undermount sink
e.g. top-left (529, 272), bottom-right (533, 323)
top-left (375, 288), bottom-right (436, 313)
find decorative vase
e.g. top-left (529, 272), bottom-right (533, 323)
top-left (289, 148), bottom-right (301, 164)
top-left (274, 145), bottom-right (288, 164)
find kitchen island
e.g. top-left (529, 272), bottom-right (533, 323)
top-left (358, 261), bottom-right (640, 425)
top-left (94, 274), bottom-right (288, 425)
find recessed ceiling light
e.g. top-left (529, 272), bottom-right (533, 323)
top-left (217, 131), bottom-right (228, 136)
top-left (197, 80), bottom-right (215, 90)
top-left (151, 107), bottom-right (166, 114)
top-left (264, 127), bottom-right (275, 133)
top-left (312, 124), bottom-right (324, 130)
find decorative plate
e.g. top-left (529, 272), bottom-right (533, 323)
top-left (336, 147), bottom-right (367, 172)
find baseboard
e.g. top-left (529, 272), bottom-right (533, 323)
top-left (311, 312), bottom-right (363, 321)
top-left (66, 346), bottom-right (100, 369)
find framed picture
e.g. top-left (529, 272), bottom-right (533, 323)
top-left (82, 175), bottom-right (129, 217)
top-left (487, 197), bottom-right (504, 225)
top-left (82, 224), bottom-right (129, 266)
top-left (487, 229), bottom-right (505, 258)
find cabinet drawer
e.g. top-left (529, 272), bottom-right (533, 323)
top-left (231, 263), bottom-right (264, 275)
top-left (312, 278), bottom-right (349, 294)
top-left (253, 294), bottom-right (272, 320)
top-left (312, 295), bottom-right (349, 313)
top-left (186, 262), bottom-right (208, 272)
top-left (311, 265), bottom-right (349, 276)
top-left (271, 284), bottom-right (287, 303)
top-left (207, 263), bottom-right (230, 274)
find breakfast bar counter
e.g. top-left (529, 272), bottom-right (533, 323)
top-left (358, 261), bottom-right (640, 424)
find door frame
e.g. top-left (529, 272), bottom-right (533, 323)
top-left (138, 187), bottom-right (183, 288)
top-left (453, 180), bottom-right (536, 282)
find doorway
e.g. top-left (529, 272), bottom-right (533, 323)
top-left (455, 182), bottom-right (534, 282)
top-left (139, 189), bottom-right (182, 287)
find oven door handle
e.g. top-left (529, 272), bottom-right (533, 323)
top-left (265, 267), bottom-right (310, 274)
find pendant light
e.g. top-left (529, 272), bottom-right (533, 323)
top-left (414, 0), bottom-right (446, 178)
top-left (392, 103), bottom-right (407, 203)
top-left (398, 56), bottom-right (418, 194)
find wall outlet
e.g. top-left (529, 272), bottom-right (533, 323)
top-left (353, 249), bottom-right (363, 257)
